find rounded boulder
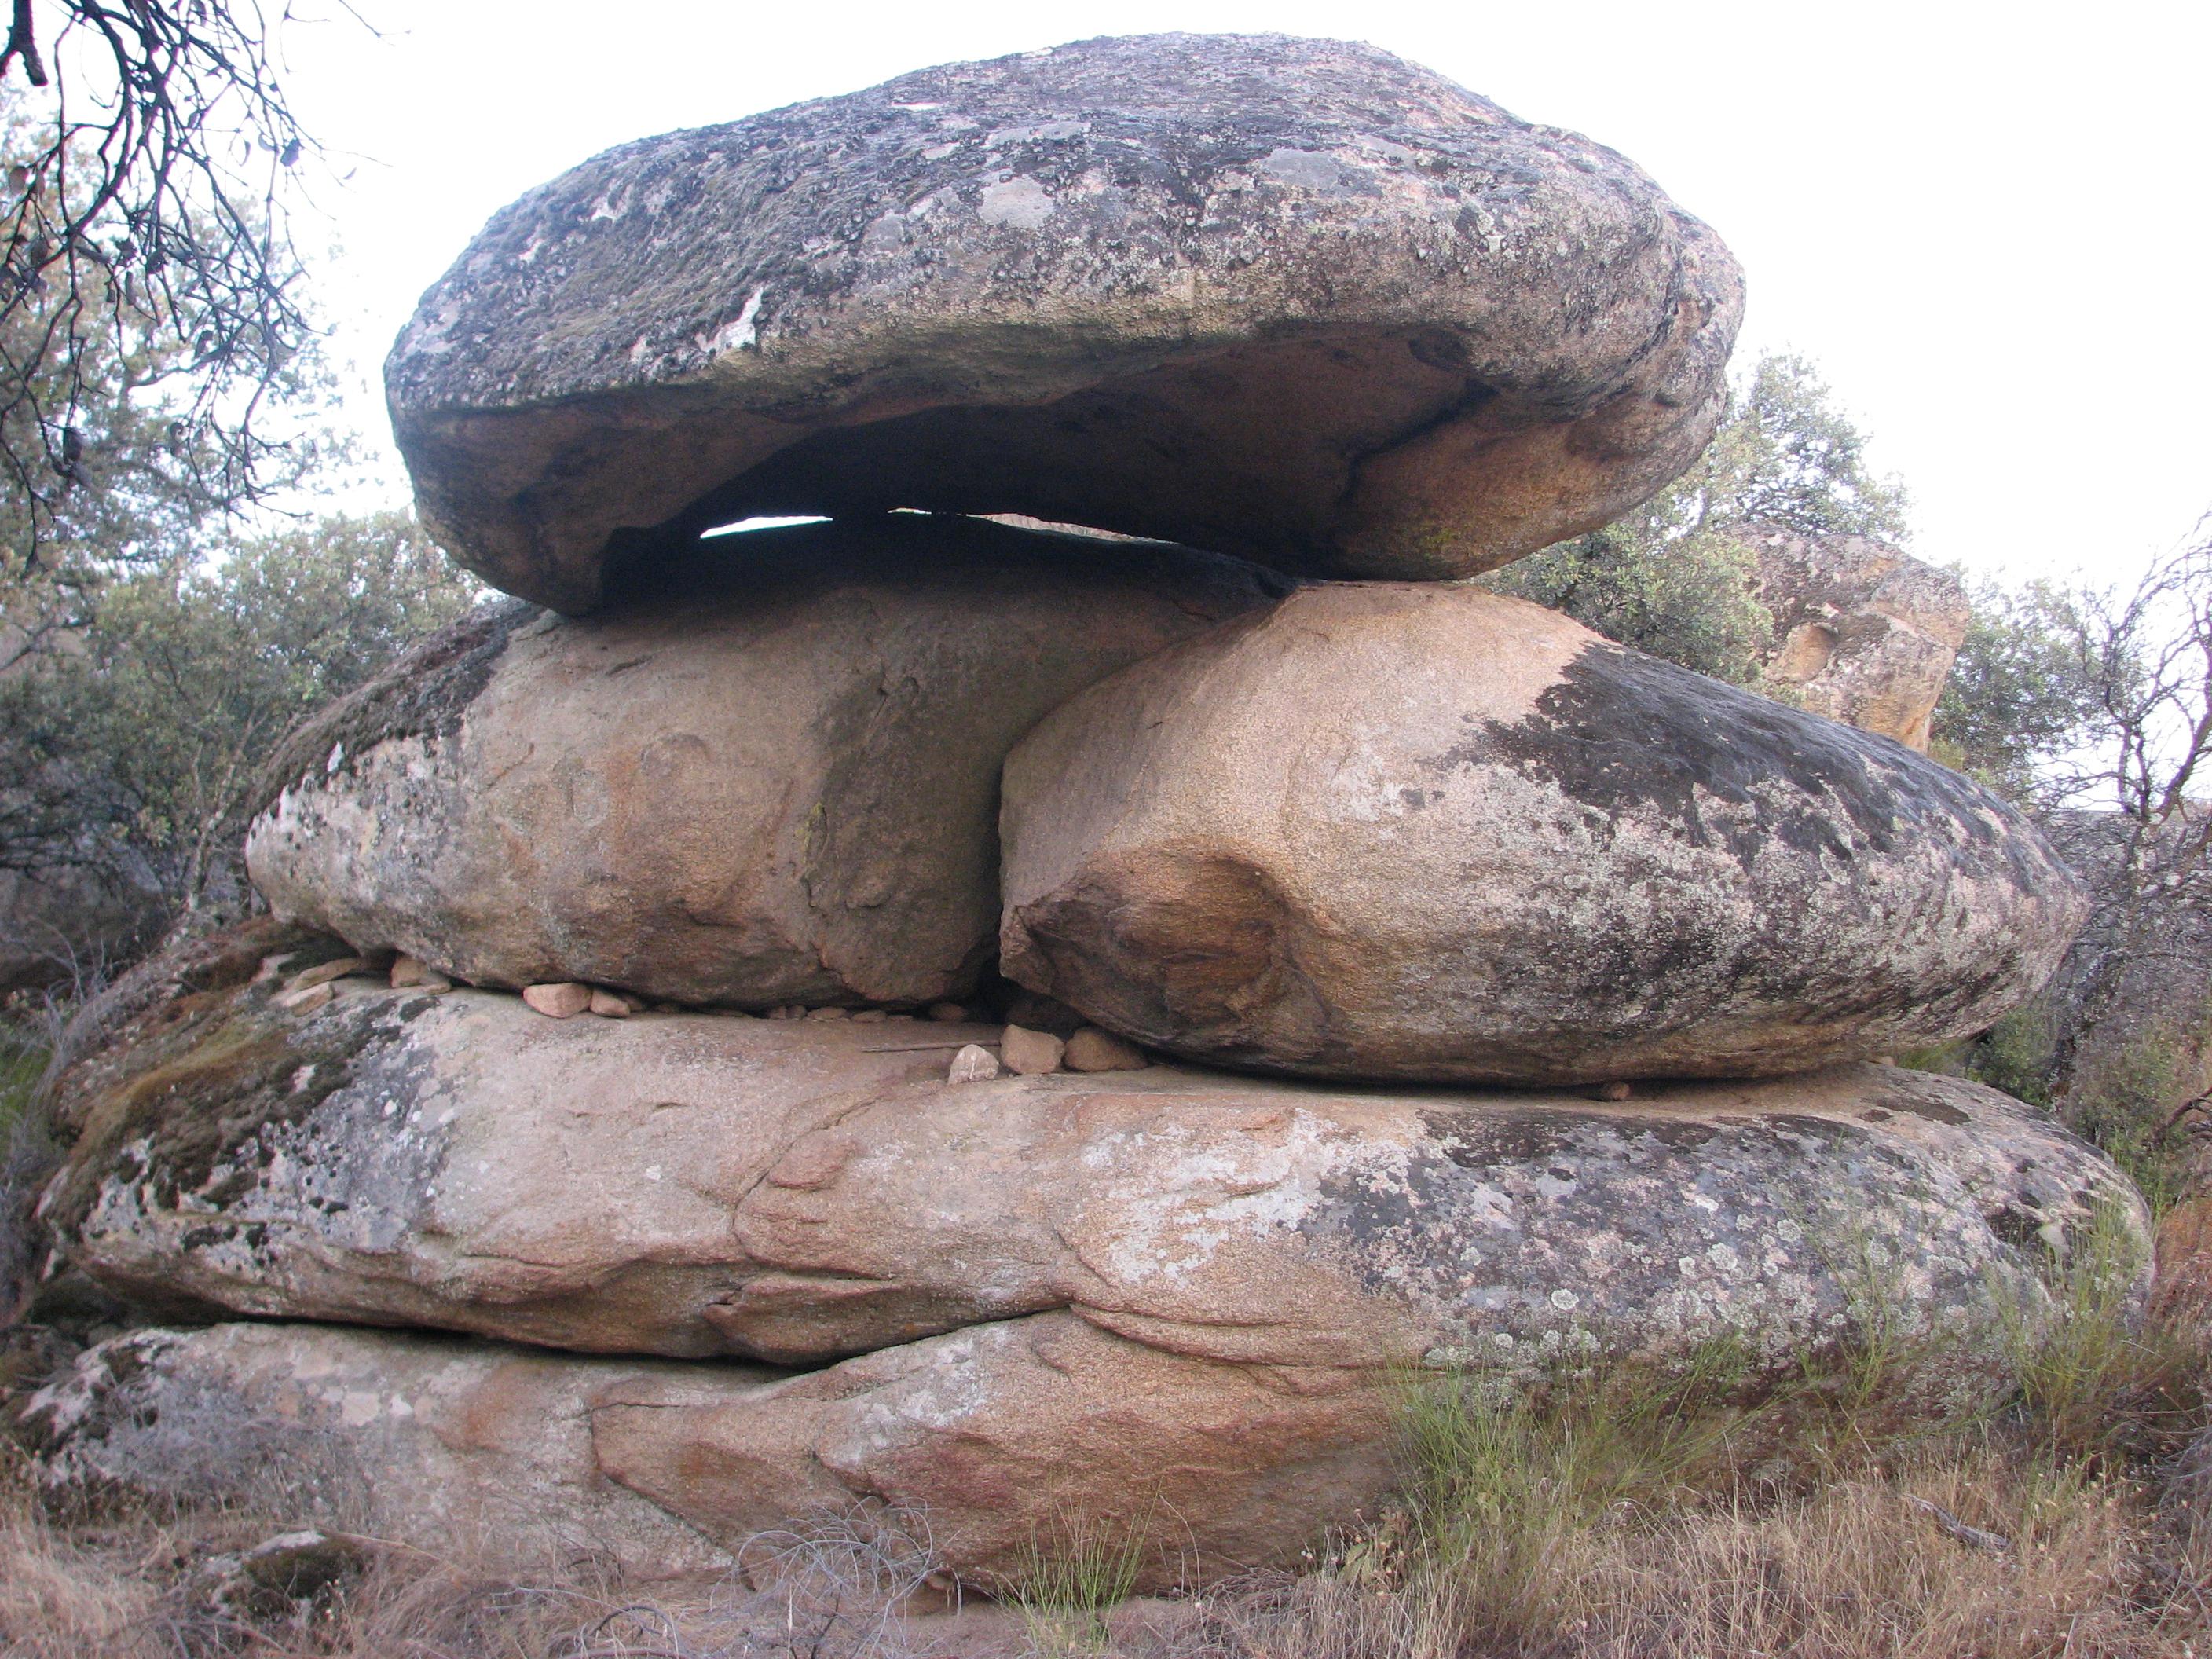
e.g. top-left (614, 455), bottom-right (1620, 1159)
top-left (244, 515), bottom-right (1286, 1009)
top-left (1000, 583), bottom-right (2089, 1084)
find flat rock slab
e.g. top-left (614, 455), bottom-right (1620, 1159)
top-left (244, 516), bottom-right (1284, 1009)
top-left (21, 1313), bottom-right (1388, 1591)
top-left (1000, 583), bottom-right (2087, 1083)
top-left (386, 33), bottom-right (1742, 613)
top-left (31, 932), bottom-right (2150, 1588)
top-left (46, 933), bottom-right (2136, 1378)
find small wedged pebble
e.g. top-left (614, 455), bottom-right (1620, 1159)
top-left (522, 983), bottom-right (593, 1019)
top-left (273, 981), bottom-right (335, 1015)
top-left (284, 957), bottom-right (365, 995)
top-left (1063, 1027), bottom-right (1148, 1073)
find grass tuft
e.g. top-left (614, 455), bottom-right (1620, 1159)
top-left (998, 1507), bottom-right (1154, 1657)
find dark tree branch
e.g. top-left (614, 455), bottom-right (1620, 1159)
top-left (1, 0), bottom-right (46, 85)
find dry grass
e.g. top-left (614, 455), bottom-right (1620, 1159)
top-left (4, 1196), bottom-right (2212, 1657)
top-left (0, 1448), bottom-right (976, 1659)
top-left (1166, 1452), bottom-right (2205, 1659)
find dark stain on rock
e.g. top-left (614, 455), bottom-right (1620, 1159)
top-left (1434, 641), bottom-right (2020, 868)
top-left (1875, 1088), bottom-right (1972, 1126)
top-left (1011, 844), bottom-right (1335, 1066)
top-left (1418, 1108), bottom-right (1578, 1168)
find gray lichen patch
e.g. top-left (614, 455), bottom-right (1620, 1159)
top-left (44, 969), bottom-right (430, 1245)
top-left (382, 35), bottom-right (1742, 611)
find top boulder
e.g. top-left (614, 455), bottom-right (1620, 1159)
top-left (387, 34), bottom-right (1745, 613)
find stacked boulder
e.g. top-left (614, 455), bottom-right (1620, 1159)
top-left (21, 35), bottom-right (2137, 1592)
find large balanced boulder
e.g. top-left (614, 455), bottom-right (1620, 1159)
top-left (1746, 525), bottom-right (1970, 752)
top-left (244, 515), bottom-right (1284, 1009)
top-left (386, 34), bottom-right (1743, 613)
top-left (29, 937), bottom-right (2148, 1587)
top-left (1001, 583), bottom-right (2086, 1084)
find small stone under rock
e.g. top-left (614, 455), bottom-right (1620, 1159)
top-left (1063, 1027), bottom-right (1148, 1073)
top-left (806, 1006), bottom-right (851, 1021)
top-left (273, 981), bottom-right (335, 1015)
top-left (390, 954), bottom-right (438, 988)
top-left (589, 988), bottom-right (631, 1018)
top-left (1001, 1024), bottom-right (1065, 1076)
top-left (947, 1043), bottom-right (1000, 1084)
top-left (522, 982), bottom-right (593, 1019)
top-left (283, 957), bottom-right (364, 994)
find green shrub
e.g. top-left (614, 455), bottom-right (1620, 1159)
top-left (2067, 1031), bottom-right (2194, 1218)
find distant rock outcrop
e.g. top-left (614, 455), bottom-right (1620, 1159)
top-left (2041, 808), bottom-right (2212, 1118)
top-left (1745, 525), bottom-right (1969, 752)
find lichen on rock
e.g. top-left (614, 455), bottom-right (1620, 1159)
top-left (385, 33), bottom-right (1742, 613)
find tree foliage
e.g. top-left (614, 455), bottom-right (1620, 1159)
top-left (1928, 579), bottom-right (2105, 797)
top-left (1929, 526), bottom-right (2212, 1178)
top-left (0, 509), bottom-right (478, 921)
top-left (0, 2), bottom-right (337, 569)
top-left (1485, 353), bottom-right (1909, 681)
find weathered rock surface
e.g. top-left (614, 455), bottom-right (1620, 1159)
top-left (1747, 525), bottom-right (1969, 751)
top-left (244, 516), bottom-right (1284, 1009)
top-left (21, 1313), bottom-right (1391, 1591)
top-left (386, 34), bottom-right (1743, 613)
top-left (29, 928), bottom-right (2151, 1588)
top-left (45, 941), bottom-right (2135, 1375)
top-left (2040, 807), bottom-right (2212, 1124)
top-left (1001, 583), bottom-right (2086, 1084)
top-left (19, 1322), bottom-right (744, 1579)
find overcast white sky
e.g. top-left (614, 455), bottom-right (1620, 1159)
top-left (273, 0), bottom-right (2210, 586)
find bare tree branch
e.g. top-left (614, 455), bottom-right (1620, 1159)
top-left (0, 1), bottom-right (359, 571)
